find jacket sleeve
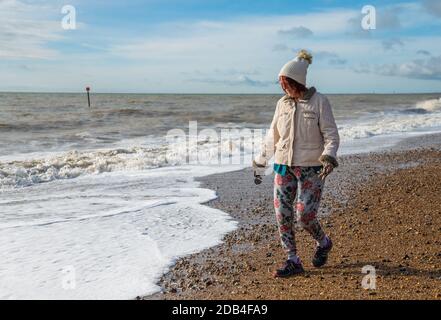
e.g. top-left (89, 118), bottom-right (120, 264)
top-left (254, 102), bottom-right (281, 167)
top-left (318, 96), bottom-right (340, 160)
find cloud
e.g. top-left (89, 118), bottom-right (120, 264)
top-left (346, 4), bottom-right (408, 38)
top-left (278, 26), bottom-right (314, 38)
top-left (328, 58), bottom-right (347, 65)
top-left (272, 44), bottom-right (290, 52)
top-left (314, 51), bottom-right (339, 60)
top-left (214, 68), bottom-right (260, 76)
top-left (377, 7), bottom-right (403, 29)
top-left (313, 51), bottom-right (347, 65)
top-left (352, 63), bottom-right (372, 74)
top-left (110, 9), bottom-right (359, 63)
top-left (273, 48), bottom-right (347, 65)
top-left (382, 38), bottom-right (404, 51)
top-left (18, 64), bottom-right (32, 70)
top-left (2, 1), bottom-right (441, 93)
top-left (417, 49), bottom-right (431, 56)
top-left (346, 17), bottom-right (372, 38)
top-left (188, 75), bottom-right (275, 87)
top-left (422, 0), bottom-right (441, 17)
top-left (379, 55), bottom-right (441, 80)
top-left (182, 68), bottom-right (260, 77)
top-left (0, 0), bottom-right (62, 59)
top-left (359, 55), bottom-right (441, 81)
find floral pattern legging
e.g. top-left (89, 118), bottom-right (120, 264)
top-left (274, 166), bottom-right (326, 256)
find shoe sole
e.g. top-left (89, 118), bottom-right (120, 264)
top-left (313, 258), bottom-right (328, 268)
top-left (273, 270), bottom-right (305, 278)
top-left (312, 245), bottom-right (332, 268)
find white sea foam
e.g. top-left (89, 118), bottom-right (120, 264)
top-left (338, 98), bottom-right (441, 140)
top-left (0, 166), bottom-right (239, 299)
top-left (0, 130), bottom-right (259, 190)
top-left (416, 97), bottom-right (441, 112)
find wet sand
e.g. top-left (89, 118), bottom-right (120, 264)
top-left (143, 134), bottom-right (441, 300)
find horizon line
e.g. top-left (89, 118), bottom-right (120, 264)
top-left (1, 91), bottom-right (441, 95)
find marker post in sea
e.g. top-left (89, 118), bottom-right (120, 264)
top-left (86, 86), bottom-right (91, 107)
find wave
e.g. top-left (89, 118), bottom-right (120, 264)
top-left (339, 112), bottom-right (441, 140)
top-left (387, 98), bottom-right (441, 115)
top-left (0, 120), bottom-right (88, 132)
top-left (416, 97), bottom-right (441, 112)
top-left (0, 132), bottom-right (258, 189)
top-left (1, 97), bottom-right (440, 189)
top-left (0, 147), bottom-right (164, 189)
top-left (399, 108), bottom-right (429, 114)
top-left (339, 98), bottom-right (441, 140)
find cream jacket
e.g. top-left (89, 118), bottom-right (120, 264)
top-left (254, 89), bottom-right (340, 167)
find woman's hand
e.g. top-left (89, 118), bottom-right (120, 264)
top-left (318, 163), bottom-right (334, 180)
top-left (318, 155), bottom-right (339, 180)
top-left (252, 160), bottom-right (265, 185)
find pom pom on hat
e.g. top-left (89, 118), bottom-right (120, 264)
top-left (278, 49), bottom-right (313, 86)
top-left (296, 49), bottom-right (313, 64)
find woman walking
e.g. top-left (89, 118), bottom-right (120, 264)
top-left (253, 50), bottom-right (340, 277)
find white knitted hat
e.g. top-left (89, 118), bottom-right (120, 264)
top-left (278, 50), bottom-right (313, 86)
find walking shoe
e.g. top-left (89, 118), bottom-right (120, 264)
top-left (312, 238), bottom-right (333, 268)
top-left (273, 259), bottom-right (305, 278)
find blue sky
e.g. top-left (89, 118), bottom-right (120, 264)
top-left (1, 0), bottom-right (441, 93)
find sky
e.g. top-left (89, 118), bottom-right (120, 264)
top-left (1, 0), bottom-right (441, 93)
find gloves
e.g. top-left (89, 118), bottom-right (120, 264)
top-left (252, 160), bottom-right (266, 185)
top-left (318, 155), bottom-right (339, 180)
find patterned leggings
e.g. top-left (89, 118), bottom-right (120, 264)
top-left (274, 166), bottom-right (326, 256)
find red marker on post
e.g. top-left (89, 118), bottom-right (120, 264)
top-left (86, 86), bottom-right (91, 107)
